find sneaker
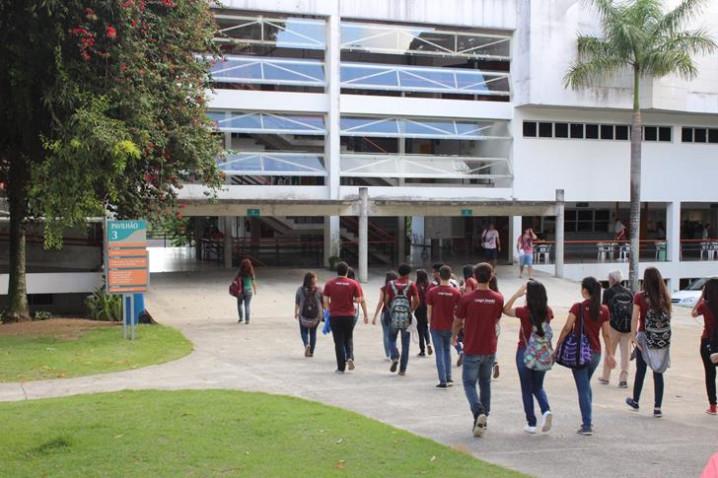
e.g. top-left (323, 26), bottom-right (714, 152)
top-left (244, 320), bottom-right (249, 325)
top-left (238, 318), bottom-right (243, 323)
top-left (417, 352), bottom-right (426, 357)
top-left (618, 381), bottom-right (628, 389)
top-left (436, 383), bottom-right (448, 389)
top-left (577, 426), bottom-right (593, 436)
top-left (335, 370), bottom-right (345, 374)
top-left (540, 411), bottom-right (553, 433)
top-left (493, 363), bottom-right (500, 379)
top-left (473, 413), bottom-right (487, 437)
top-left (308, 352), bottom-right (314, 358)
top-left (653, 408), bottom-right (663, 418)
top-left (523, 425), bottom-right (537, 434)
top-left (398, 370), bottom-right (406, 376)
top-left (427, 344), bottom-right (433, 356)
top-left (598, 378), bottom-right (609, 385)
top-left (304, 345), bottom-right (311, 358)
top-left (447, 379), bottom-right (454, 387)
top-left (390, 359), bottom-right (399, 373)
top-left (347, 359), bottom-right (355, 371)
top-left (706, 404), bottom-right (717, 415)
top-left (626, 398), bottom-right (640, 411)
top-left (457, 353), bottom-right (464, 367)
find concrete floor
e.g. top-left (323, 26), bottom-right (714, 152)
top-left (0, 265), bottom-right (716, 477)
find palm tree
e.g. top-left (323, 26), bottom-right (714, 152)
top-left (564, 0), bottom-right (716, 291)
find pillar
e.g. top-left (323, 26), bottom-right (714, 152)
top-left (359, 187), bottom-right (369, 283)
top-left (410, 216), bottom-right (425, 267)
top-left (323, 216), bottom-right (341, 267)
top-left (223, 216), bottom-right (233, 269)
top-left (397, 217), bottom-right (406, 265)
top-left (508, 216), bottom-right (522, 265)
top-left (323, 6), bottom-right (341, 269)
top-left (555, 189), bottom-right (565, 278)
top-left (666, 201), bottom-right (681, 292)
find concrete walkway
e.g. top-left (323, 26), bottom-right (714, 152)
top-left (0, 266), bottom-right (716, 477)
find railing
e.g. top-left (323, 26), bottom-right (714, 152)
top-left (214, 14), bottom-right (326, 50)
top-left (218, 152), bottom-right (326, 177)
top-left (340, 116), bottom-right (510, 140)
top-left (681, 239), bottom-right (718, 261)
top-left (201, 237), bottom-right (324, 267)
top-left (210, 56), bottom-right (325, 87)
top-left (340, 154), bottom-right (512, 180)
top-left (208, 111), bottom-right (326, 135)
top-left (529, 240), bottom-right (670, 264)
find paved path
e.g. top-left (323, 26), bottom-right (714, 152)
top-left (1, 267), bottom-right (716, 477)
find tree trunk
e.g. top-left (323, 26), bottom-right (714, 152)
top-left (5, 159), bottom-right (31, 322)
top-left (629, 69), bottom-right (642, 292)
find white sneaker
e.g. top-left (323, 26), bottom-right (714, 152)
top-left (473, 413), bottom-right (487, 437)
top-left (540, 411), bottom-right (553, 433)
top-left (523, 425), bottom-right (537, 434)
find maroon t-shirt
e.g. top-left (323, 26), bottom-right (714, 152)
top-left (569, 300), bottom-right (609, 353)
top-left (323, 277), bottom-right (363, 317)
top-left (515, 306), bottom-right (554, 348)
top-left (427, 285), bottom-right (461, 331)
top-left (455, 289), bottom-right (504, 355)
top-left (384, 278), bottom-right (419, 307)
top-left (697, 300), bottom-right (716, 340)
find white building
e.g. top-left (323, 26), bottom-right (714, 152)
top-left (177, 0), bottom-right (718, 288)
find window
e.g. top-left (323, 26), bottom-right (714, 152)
top-left (523, 121), bottom-right (537, 137)
top-left (682, 127), bottom-right (693, 142)
top-left (600, 124), bottom-right (614, 140)
top-left (710, 129), bottom-right (718, 143)
top-left (564, 209), bottom-right (611, 233)
top-left (570, 123), bottom-right (584, 139)
top-left (615, 125), bottom-right (629, 140)
top-left (538, 122), bottom-right (552, 138)
top-left (695, 128), bottom-right (707, 143)
top-left (555, 122), bottom-right (569, 138)
top-left (682, 127), bottom-right (718, 144)
top-left (659, 127), bottom-right (671, 142)
top-left (585, 124), bottom-right (599, 139)
top-left (644, 126), bottom-right (657, 141)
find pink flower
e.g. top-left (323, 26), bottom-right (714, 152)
top-left (106, 25), bottom-right (117, 40)
top-left (161, 0), bottom-right (175, 6)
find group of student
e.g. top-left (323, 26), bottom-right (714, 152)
top-left (281, 260), bottom-right (718, 437)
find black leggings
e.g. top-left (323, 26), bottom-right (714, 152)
top-left (330, 316), bottom-right (355, 372)
top-left (415, 305), bottom-right (430, 352)
top-left (701, 338), bottom-right (717, 406)
top-left (633, 348), bottom-right (664, 409)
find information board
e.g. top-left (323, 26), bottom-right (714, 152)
top-left (106, 220), bottom-right (148, 294)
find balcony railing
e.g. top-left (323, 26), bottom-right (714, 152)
top-left (210, 56), bottom-right (325, 87)
top-left (209, 111), bottom-right (326, 135)
top-left (218, 152), bottom-right (326, 177)
top-left (215, 14), bottom-right (326, 50)
top-left (340, 154), bottom-right (512, 180)
top-left (340, 116), bottom-right (510, 140)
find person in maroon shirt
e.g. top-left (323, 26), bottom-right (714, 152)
top-left (452, 263), bottom-right (504, 438)
top-left (556, 277), bottom-right (615, 436)
top-left (427, 265), bottom-right (462, 388)
top-left (383, 263), bottom-right (419, 375)
top-left (504, 280), bottom-right (554, 434)
top-left (692, 278), bottom-right (718, 415)
top-left (371, 271), bottom-right (398, 360)
top-left (323, 262), bottom-right (366, 373)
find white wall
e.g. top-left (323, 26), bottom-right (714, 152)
top-left (0, 273), bottom-right (102, 295)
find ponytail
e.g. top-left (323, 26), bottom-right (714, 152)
top-left (581, 276), bottom-right (601, 322)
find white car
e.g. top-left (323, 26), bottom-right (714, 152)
top-left (671, 278), bottom-right (708, 308)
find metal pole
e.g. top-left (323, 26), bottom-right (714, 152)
top-left (122, 293), bottom-right (128, 339)
top-left (359, 187), bottom-right (369, 283)
top-left (555, 189), bottom-right (565, 278)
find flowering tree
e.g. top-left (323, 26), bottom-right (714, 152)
top-left (0, 0), bottom-right (222, 321)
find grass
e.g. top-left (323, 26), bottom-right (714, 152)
top-left (0, 325), bottom-right (192, 382)
top-left (0, 390), bottom-right (526, 478)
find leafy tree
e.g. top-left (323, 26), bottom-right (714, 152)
top-left (0, 0), bottom-right (222, 321)
top-left (564, 0), bottom-right (716, 291)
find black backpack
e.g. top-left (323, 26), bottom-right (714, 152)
top-left (301, 288), bottom-right (320, 319)
top-left (608, 286), bottom-right (633, 333)
top-left (645, 307), bottom-right (671, 349)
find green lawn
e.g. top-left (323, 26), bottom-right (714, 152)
top-left (0, 390), bottom-right (524, 478)
top-left (0, 325), bottom-right (192, 382)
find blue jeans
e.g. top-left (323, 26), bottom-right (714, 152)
top-left (431, 329), bottom-right (453, 384)
top-left (462, 354), bottom-right (495, 417)
top-left (389, 327), bottom-right (411, 372)
top-left (571, 352), bottom-right (601, 430)
top-left (516, 347), bottom-right (550, 426)
top-left (299, 322), bottom-right (317, 353)
top-left (237, 291), bottom-right (252, 322)
top-left (381, 310), bottom-right (392, 358)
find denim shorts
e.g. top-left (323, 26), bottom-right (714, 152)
top-left (519, 253), bottom-right (533, 267)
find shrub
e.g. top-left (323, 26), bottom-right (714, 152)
top-left (85, 289), bottom-right (122, 321)
top-left (34, 311), bottom-right (52, 321)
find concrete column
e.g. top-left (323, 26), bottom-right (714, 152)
top-left (666, 201), bottom-right (681, 292)
top-left (397, 217), bottom-right (406, 265)
top-left (323, 216), bottom-right (341, 267)
top-left (359, 188), bottom-right (369, 283)
top-left (223, 216), bottom-right (233, 269)
top-left (508, 216), bottom-right (522, 265)
top-left (325, 8), bottom-right (340, 199)
top-left (555, 189), bottom-right (565, 278)
top-left (410, 216), bottom-right (425, 267)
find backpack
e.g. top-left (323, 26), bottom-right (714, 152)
top-left (300, 288), bottom-right (320, 321)
top-left (645, 306), bottom-right (671, 349)
top-left (389, 280), bottom-right (412, 331)
top-left (608, 286), bottom-right (633, 333)
top-left (523, 322), bottom-right (554, 371)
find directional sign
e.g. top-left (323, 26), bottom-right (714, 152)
top-left (461, 208), bottom-right (473, 217)
top-left (106, 220), bottom-right (148, 294)
top-left (247, 208), bottom-right (261, 217)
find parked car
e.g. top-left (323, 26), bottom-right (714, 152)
top-left (672, 278), bottom-right (708, 307)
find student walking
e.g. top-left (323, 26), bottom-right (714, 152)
top-left (372, 271), bottom-right (398, 360)
top-left (453, 263), bottom-right (504, 437)
top-left (481, 223), bottom-right (501, 268)
top-left (235, 259), bottom-right (257, 324)
top-left (427, 265), bottom-right (461, 388)
top-left (556, 277), bottom-right (615, 436)
top-left (598, 270), bottom-right (633, 388)
top-left (294, 272), bottom-right (323, 357)
top-left (415, 269), bottom-right (433, 357)
top-left (516, 227), bottom-right (537, 279)
top-left (626, 267), bottom-right (671, 418)
top-left (504, 281), bottom-right (554, 434)
top-left (385, 264), bottom-right (420, 375)
top-left (691, 278), bottom-right (718, 415)
top-left (323, 262), bottom-right (367, 373)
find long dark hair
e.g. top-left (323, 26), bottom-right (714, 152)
top-left (526, 280), bottom-right (548, 336)
top-left (581, 276), bottom-right (601, 321)
top-left (347, 267), bottom-right (356, 280)
top-left (462, 264), bottom-right (474, 280)
top-left (642, 267), bottom-right (671, 314)
top-left (302, 272), bottom-right (316, 290)
top-left (703, 278), bottom-right (718, 324)
top-left (415, 269), bottom-right (429, 286)
top-left (489, 274), bottom-right (499, 293)
top-left (384, 271), bottom-right (398, 286)
top-left (240, 258), bottom-right (255, 279)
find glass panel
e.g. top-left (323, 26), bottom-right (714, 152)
top-left (210, 112), bottom-right (325, 134)
top-left (225, 113), bottom-right (262, 130)
top-left (340, 117), bottom-right (400, 135)
top-left (215, 15), bottom-right (325, 50)
top-left (340, 116), bottom-right (507, 140)
top-left (695, 128), bottom-right (707, 143)
top-left (600, 124), bottom-right (614, 140)
top-left (644, 126), bottom-right (657, 141)
top-left (682, 127), bottom-right (693, 142)
top-left (404, 119), bottom-right (455, 136)
top-left (555, 123), bottom-right (568, 138)
top-left (570, 123), bottom-right (584, 138)
top-left (538, 122), bottom-right (552, 137)
top-left (398, 69), bottom-right (455, 90)
top-left (212, 59), bottom-right (262, 80)
top-left (523, 121), bottom-right (537, 137)
top-left (219, 153), bottom-right (325, 175)
top-left (219, 153), bottom-right (262, 171)
top-left (263, 62), bottom-right (324, 82)
top-left (615, 125), bottom-right (629, 140)
top-left (585, 124), bottom-right (598, 139)
top-left (659, 126), bottom-right (671, 142)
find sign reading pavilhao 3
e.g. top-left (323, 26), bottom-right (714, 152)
top-left (105, 220), bottom-right (149, 294)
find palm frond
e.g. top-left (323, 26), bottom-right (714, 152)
top-left (658, 0), bottom-right (710, 34)
top-left (564, 56), bottom-right (626, 90)
top-left (642, 50), bottom-right (698, 78)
